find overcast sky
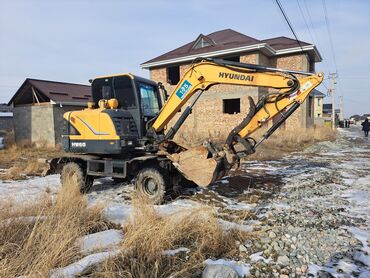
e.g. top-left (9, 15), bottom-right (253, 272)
top-left (1, 0), bottom-right (369, 116)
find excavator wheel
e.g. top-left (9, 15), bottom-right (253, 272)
top-left (60, 162), bottom-right (94, 193)
top-left (135, 166), bottom-right (170, 204)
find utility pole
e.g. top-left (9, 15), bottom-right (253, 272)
top-left (328, 72), bottom-right (337, 130)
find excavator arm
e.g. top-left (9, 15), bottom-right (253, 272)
top-left (150, 58), bottom-right (323, 186)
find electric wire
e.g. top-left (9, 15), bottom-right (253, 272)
top-left (322, 0), bottom-right (338, 73)
top-left (275, 0), bottom-right (305, 54)
top-left (296, 0), bottom-right (316, 47)
top-left (303, 0), bottom-right (322, 52)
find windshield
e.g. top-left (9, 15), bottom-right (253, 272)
top-left (139, 83), bottom-right (160, 116)
top-left (92, 76), bottom-right (137, 109)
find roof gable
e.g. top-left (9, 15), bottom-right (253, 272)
top-left (8, 78), bottom-right (91, 106)
top-left (192, 34), bottom-right (215, 50)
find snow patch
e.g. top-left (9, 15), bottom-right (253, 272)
top-left (249, 251), bottom-right (272, 263)
top-left (218, 219), bottom-right (254, 232)
top-left (50, 249), bottom-right (120, 277)
top-left (162, 247), bottom-right (190, 256)
top-left (204, 258), bottom-right (250, 277)
top-left (0, 174), bottom-right (60, 203)
top-left (102, 204), bottom-right (132, 225)
top-left (77, 229), bottom-right (123, 254)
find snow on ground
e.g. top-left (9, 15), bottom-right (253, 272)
top-left (77, 229), bottom-right (123, 255)
top-left (204, 258), bottom-right (251, 277)
top-left (0, 174), bottom-right (60, 203)
top-left (50, 249), bottom-right (120, 278)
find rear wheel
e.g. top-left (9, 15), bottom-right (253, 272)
top-left (135, 167), bottom-right (170, 204)
top-left (60, 162), bottom-right (94, 193)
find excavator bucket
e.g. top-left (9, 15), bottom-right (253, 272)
top-left (168, 145), bottom-right (226, 187)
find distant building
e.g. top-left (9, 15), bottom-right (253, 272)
top-left (323, 103), bottom-right (340, 127)
top-left (363, 114), bottom-right (370, 120)
top-left (141, 28), bottom-right (322, 141)
top-left (8, 79), bottom-right (91, 146)
top-left (0, 103), bottom-right (13, 132)
top-left (311, 89), bottom-right (325, 126)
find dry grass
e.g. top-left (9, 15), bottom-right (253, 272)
top-left (175, 126), bottom-right (336, 161)
top-left (247, 126), bottom-right (336, 161)
top-left (0, 193), bottom-right (250, 277)
top-left (0, 140), bottom-right (64, 180)
top-left (98, 196), bottom-right (249, 277)
top-left (0, 183), bottom-right (111, 277)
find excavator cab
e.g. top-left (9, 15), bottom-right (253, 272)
top-left (62, 74), bottom-right (164, 154)
top-left (91, 74), bottom-right (163, 137)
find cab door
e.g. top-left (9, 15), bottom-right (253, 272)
top-left (137, 82), bottom-right (161, 135)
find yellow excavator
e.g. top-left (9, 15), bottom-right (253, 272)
top-left (48, 58), bottom-right (323, 203)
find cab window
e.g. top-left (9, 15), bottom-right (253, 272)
top-left (139, 83), bottom-right (160, 116)
top-left (92, 76), bottom-right (137, 109)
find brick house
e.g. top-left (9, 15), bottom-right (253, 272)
top-left (141, 29), bottom-right (322, 142)
top-left (8, 79), bottom-right (91, 146)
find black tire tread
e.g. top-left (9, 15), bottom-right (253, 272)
top-left (135, 166), bottom-right (171, 204)
top-left (60, 162), bottom-right (93, 193)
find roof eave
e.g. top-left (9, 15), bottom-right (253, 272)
top-left (275, 45), bottom-right (322, 62)
top-left (141, 43), bottom-right (271, 69)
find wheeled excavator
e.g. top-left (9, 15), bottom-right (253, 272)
top-left (48, 58), bottom-right (323, 203)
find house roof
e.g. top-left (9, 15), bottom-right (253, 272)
top-left (311, 89), bottom-right (325, 97)
top-left (261, 36), bottom-right (311, 50)
top-left (8, 78), bottom-right (91, 106)
top-left (141, 29), bottom-right (322, 68)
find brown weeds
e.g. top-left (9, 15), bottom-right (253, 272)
top-left (0, 141), bottom-right (64, 180)
top-left (0, 183), bottom-right (109, 277)
top-left (99, 196), bottom-right (248, 277)
top-left (247, 126), bottom-right (336, 160)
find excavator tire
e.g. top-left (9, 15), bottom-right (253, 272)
top-left (60, 162), bottom-right (94, 193)
top-left (135, 166), bottom-right (169, 204)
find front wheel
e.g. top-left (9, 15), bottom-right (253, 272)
top-left (60, 162), bottom-right (94, 193)
top-left (135, 167), bottom-right (170, 204)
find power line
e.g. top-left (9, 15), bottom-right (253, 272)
top-left (296, 0), bottom-right (316, 46)
top-left (322, 0), bottom-right (338, 73)
top-left (303, 0), bottom-right (322, 50)
top-left (275, 0), bottom-right (305, 53)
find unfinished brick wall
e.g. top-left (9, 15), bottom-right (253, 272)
top-left (272, 54), bottom-right (313, 130)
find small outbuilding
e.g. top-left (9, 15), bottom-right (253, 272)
top-left (8, 79), bottom-right (91, 146)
